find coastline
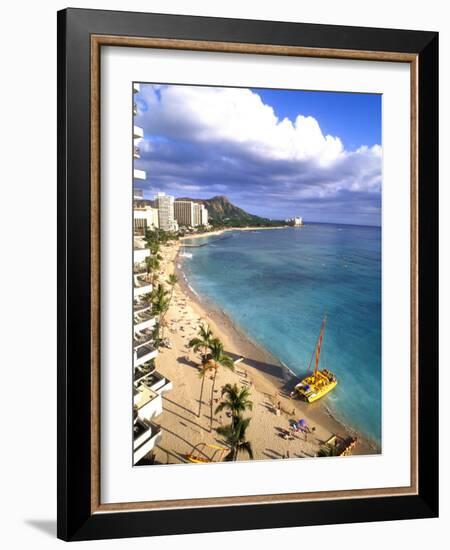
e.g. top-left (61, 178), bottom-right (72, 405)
top-left (179, 225), bottom-right (288, 241)
top-left (152, 239), bottom-right (379, 465)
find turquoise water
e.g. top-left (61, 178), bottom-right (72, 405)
top-left (181, 225), bottom-right (381, 446)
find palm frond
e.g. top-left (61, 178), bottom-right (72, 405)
top-left (237, 440), bottom-right (254, 460)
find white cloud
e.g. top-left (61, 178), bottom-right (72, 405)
top-left (140, 85), bottom-right (350, 164)
top-left (136, 84), bottom-right (382, 200)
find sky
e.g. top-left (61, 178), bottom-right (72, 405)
top-left (134, 83), bottom-right (382, 226)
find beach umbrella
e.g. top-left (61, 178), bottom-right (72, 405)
top-left (298, 418), bottom-right (307, 428)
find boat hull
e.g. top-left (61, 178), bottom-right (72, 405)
top-left (295, 369), bottom-right (337, 403)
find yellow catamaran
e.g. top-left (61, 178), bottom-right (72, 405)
top-left (295, 316), bottom-right (337, 402)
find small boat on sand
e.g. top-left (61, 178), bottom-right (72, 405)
top-left (295, 316), bottom-right (337, 403)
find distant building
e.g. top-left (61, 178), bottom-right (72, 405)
top-left (193, 203), bottom-right (201, 227)
top-left (134, 204), bottom-right (159, 234)
top-left (200, 204), bottom-right (208, 226)
top-left (155, 192), bottom-right (177, 231)
top-left (286, 216), bottom-right (304, 226)
top-left (132, 85), bottom-right (175, 466)
top-left (174, 200), bottom-right (209, 228)
top-left (174, 200), bottom-right (196, 227)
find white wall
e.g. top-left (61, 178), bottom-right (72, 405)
top-left (0, 1), bottom-right (447, 549)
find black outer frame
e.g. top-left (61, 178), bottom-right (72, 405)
top-left (57, 8), bottom-right (438, 542)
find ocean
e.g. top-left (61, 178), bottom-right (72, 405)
top-left (181, 224), bottom-right (382, 446)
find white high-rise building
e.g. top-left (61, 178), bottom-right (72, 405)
top-left (134, 205), bottom-right (159, 234)
top-left (193, 203), bottom-right (201, 227)
top-left (155, 192), bottom-right (177, 232)
top-left (200, 204), bottom-right (209, 226)
top-left (132, 84), bottom-right (173, 465)
top-left (133, 85), bottom-right (146, 181)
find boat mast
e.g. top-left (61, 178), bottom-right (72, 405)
top-left (314, 316), bottom-right (327, 380)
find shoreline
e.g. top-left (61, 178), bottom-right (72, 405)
top-left (179, 225), bottom-right (288, 241)
top-left (151, 238), bottom-right (380, 464)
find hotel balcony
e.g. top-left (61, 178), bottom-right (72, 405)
top-left (133, 145), bottom-right (140, 159)
top-left (133, 125), bottom-right (144, 139)
top-left (135, 382), bottom-right (163, 421)
top-left (134, 310), bottom-right (157, 333)
top-left (134, 359), bottom-right (156, 384)
top-left (134, 168), bottom-right (146, 180)
top-left (134, 328), bottom-right (154, 349)
top-left (134, 274), bottom-right (152, 297)
top-left (134, 261), bottom-right (147, 275)
top-left (133, 418), bottom-right (162, 464)
top-left (133, 387), bottom-right (141, 406)
top-left (134, 342), bottom-right (158, 367)
top-left (134, 247), bottom-right (150, 264)
top-left (141, 371), bottom-right (173, 395)
top-left (134, 299), bottom-right (151, 314)
top-left (133, 82), bottom-right (140, 94)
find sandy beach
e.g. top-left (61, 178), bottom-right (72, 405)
top-left (151, 239), bottom-right (377, 465)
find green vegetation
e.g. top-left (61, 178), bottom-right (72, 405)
top-left (145, 256), bottom-right (160, 284)
top-left (150, 283), bottom-right (170, 345)
top-left (206, 339), bottom-right (235, 431)
top-left (145, 227), bottom-right (178, 254)
top-left (216, 417), bottom-right (254, 461)
top-left (186, 322), bottom-right (256, 459)
top-left (188, 323), bottom-right (215, 418)
top-left (215, 383), bottom-right (253, 427)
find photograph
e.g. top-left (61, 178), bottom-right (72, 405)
top-left (132, 82), bottom-right (382, 466)
top-left (54, 6), bottom-right (438, 541)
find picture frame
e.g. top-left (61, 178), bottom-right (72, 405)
top-left (57, 7), bottom-right (439, 541)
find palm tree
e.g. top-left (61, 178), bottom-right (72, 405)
top-left (215, 383), bottom-right (253, 427)
top-left (206, 338), bottom-right (234, 430)
top-left (188, 324), bottom-right (214, 417)
top-left (149, 242), bottom-right (160, 256)
top-left (156, 275), bottom-right (177, 337)
top-left (188, 324), bottom-right (214, 365)
top-left (145, 256), bottom-right (160, 283)
top-left (151, 284), bottom-right (170, 343)
top-left (217, 417), bottom-right (253, 461)
top-left (167, 273), bottom-right (178, 304)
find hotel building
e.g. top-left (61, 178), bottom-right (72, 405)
top-left (134, 203), bottom-right (159, 235)
top-left (174, 200), bottom-right (195, 227)
top-left (174, 200), bottom-right (209, 228)
top-left (200, 204), bottom-right (209, 226)
top-left (155, 192), bottom-right (178, 232)
top-left (132, 83), bottom-right (172, 465)
top-left (193, 203), bottom-right (201, 227)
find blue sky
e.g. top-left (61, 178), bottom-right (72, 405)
top-left (134, 84), bottom-right (382, 225)
top-left (254, 89), bottom-right (381, 150)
